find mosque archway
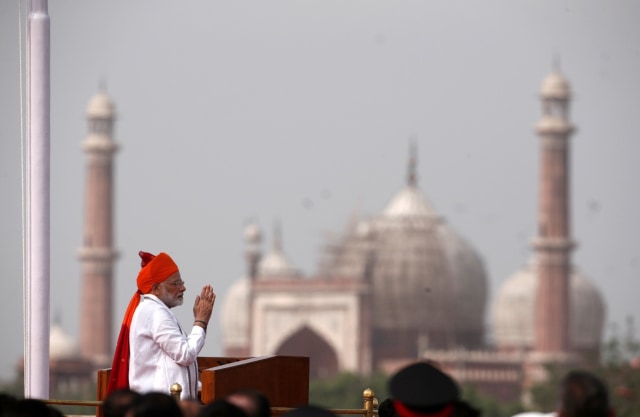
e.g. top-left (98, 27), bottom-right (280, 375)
top-left (275, 325), bottom-right (338, 379)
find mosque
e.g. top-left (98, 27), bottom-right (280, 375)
top-left (217, 69), bottom-right (606, 400)
top-left (45, 68), bottom-right (605, 401)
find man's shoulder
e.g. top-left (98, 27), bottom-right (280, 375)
top-left (139, 294), bottom-right (167, 309)
top-left (135, 295), bottom-right (172, 318)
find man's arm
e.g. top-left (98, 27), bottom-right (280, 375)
top-left (152, 308), bottom-right (205, 366)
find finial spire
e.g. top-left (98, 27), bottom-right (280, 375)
top-left (273, 218), bottom-right (283, 252)
top-left (552, 54), bottom-right (562, 72)
top-left (407, 139), bottom-right (418, 187)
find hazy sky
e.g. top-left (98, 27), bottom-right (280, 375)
top-left (1, 1), bottom-right (639, 381)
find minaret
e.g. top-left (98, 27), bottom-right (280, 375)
top-left (244, 221), bottom-right (262, 280)
top-left (77, 90), bottom-right (119, 367)
top-left (532, 69), bottom-right (575, 354)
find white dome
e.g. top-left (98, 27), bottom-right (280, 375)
top-left (50, 323), bottom-right (79, 359)
top-left (220, 278), bottom-right (250, 349)
top-left (326, 169), bottom-right (488, 348)
top-left (540, 71), bottom-right (571, 100)
top-left (492, 260), bottom-right (605, 350)
top-left (258, 249), bottom-right (299, 278)
top-left (382, 185), bottom-right (438, 219)
top-left (86, 91), bottom-right (116, 119)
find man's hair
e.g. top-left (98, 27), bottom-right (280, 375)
top-left (560, 370), bottom-right (610, 417)
top-left (5, 398), bottom-right (64, 417)
top-left (198, 399), bottom-right (248, 417)
top-left (102, 388), bottom-right (142, 417)
top-left (227, 389), bottom-right (271, 417)
top-left (128, 392), bottom-right (182, 417)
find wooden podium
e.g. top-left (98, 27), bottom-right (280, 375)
top-left (198, 355), bottom-right (309, 406)
top-left (97, 355), bottom-right (309, 408)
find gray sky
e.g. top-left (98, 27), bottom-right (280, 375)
top-left (1, 1), bottom-right (639, 381)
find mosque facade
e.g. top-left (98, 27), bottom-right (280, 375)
top-left (219, 70), bottom-right (606, 401)
top-left (43, 69), bottom-right (605, 401)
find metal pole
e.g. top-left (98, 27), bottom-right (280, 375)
top-left (25, 0), bottom-right (50, 399)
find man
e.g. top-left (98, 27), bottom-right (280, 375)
top-left (227, 389), bottom-right (271, 417)
top-left (559, 370), bottom-right (612, 417)
top-left (107, 251), bottom-right (215, 399)
top-left (389, 361), bottom-right (479, 417)
top-left (513, 370), bottom-right (613, 417)
top-left (102, 388), bottom-right (141, 417)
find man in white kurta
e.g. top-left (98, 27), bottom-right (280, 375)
top-left (129, 293), bottom-right (207, 398)
top-left (107, 251), bottom-right (215, 400)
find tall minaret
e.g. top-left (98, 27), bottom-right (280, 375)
top-left (77, 90), bottom-right (119, 366)
top-left (532, 69), bottom-right (575, 354)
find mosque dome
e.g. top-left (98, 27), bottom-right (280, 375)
top-left (382, 184), bottom-right (438, 219)
top-left (258, 248), bottom-right (299, 278)
top-left (540, 71), bottom-right (571, 100)
top-left (257, 223), bottom-right (300, 279)
top-left (220, 277), bottom-right (250, 349)
top-left (50, 323), bottom-right (80, 359)
top-left (491, 260), bottom-right (605, 351)
top-left (86, 91), bottom-right (116, 119)
top-left (325, 151), bottom-right (488, 349)
top-left (437, 221), bottom-right (488, 337)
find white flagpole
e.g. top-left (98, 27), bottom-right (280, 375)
top-left (25, 0), bottom-right (50, 399)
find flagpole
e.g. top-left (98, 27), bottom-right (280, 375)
top-left (25, 0), bottom-right (50, 399)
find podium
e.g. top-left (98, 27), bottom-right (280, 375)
top-left (97, 355), bottom-right (309, 408)
top-left (198, 355), bottom-right (309, 406)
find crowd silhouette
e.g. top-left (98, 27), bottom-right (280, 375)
top-left (0, 363), bottom-right (613, 417)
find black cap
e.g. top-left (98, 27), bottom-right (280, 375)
top-left (389, 362), bottom-right (460, 411)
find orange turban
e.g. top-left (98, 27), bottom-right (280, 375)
top-left (137, 252), bottom-right (179, 293)
top-left (107, 251), bottom-right (180, 395)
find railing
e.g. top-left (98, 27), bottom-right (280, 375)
top-left (43, 387), bottom-right (378, 417)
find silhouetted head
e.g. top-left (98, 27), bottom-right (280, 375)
top-left (7, 398), bottom-right (64, 417)
top-left (389, 361), bottom-right (460, 417)
top-left (227, 389), bottom-right (271, 417)
top-left (103, 388), bottom-right (142, 417)
top-left (125, 392), bottom-right (182, 417)
top-left (198, 399), bottom-right (248, 417)
top-left (559, 370), bottom-right (611, 417)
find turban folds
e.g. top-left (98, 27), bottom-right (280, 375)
top-left (106, 251), bottom-right (180, 395)
top-left (137, 252), bottom-right (179, 293)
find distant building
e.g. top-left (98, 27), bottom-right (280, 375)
top-left (77, 90), bottom-right (119, 369)
top-left (38, 69), bottom-right (606, 402)
top-left (219, 69), bottom-right (606, 401)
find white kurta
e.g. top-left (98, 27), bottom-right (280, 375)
top-left (129, 294), bottom-right (206, 399)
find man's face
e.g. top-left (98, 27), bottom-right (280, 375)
top-left (155, 272), bottom-right (186, 308)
